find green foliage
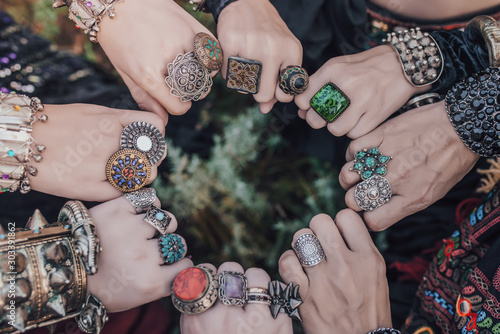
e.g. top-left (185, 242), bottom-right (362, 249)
top-left (155, 106), bottom-right (343, 272)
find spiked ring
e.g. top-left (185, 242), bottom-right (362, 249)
top-left (268, 281), bottom-right (303, 322)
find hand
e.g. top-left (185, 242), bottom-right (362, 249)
top-left (339, 101), bottom-right (479, 231)
top-left (98, 0), bottom-right (218, 120)
top-left (294, 45), bottom-right (427, 139)
top-left (217, 0), bottom-right (303, 114)
top-left (278, 211), bottom-right (391, 334)
top-left (181, 262), bottom-right (293, 334)
top-left (87, 196), bottom-right (192, 312)
top-left (30, 104), bottom-right (166, 201)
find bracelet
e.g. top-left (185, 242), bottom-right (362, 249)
top-left (466, 15), bottom-right (500, 67)
top-left (366, 328), bottom-right (401, 334)
top-left (383, 27), bottom-right (444, 87)
top-left (0, 201), bottom-right (106, 333)
top-left (0, 92), bottom-right (47, 194)
top-left (52, 0), bottom-right (123, 43)
top-left (445, 67), bottom-right (500, 157)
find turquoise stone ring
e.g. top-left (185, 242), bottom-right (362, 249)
top-left (159, 234), bottom-right (186, 265)
top-left (350, 147), bottom-right (392, 180)
top-left (309, 82), bottom-right (350, 122)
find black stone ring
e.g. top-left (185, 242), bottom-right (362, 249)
top-left (279, 66), bottom-right (309, 95)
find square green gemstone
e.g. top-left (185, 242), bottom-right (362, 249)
top-left (310, 83), bottom-right (351, 122)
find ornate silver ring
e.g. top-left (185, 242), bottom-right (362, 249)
top-left (143, 205), bottom-right (171, 235)
top-left (355, 175), bottom-right (392, 211)
top-left (293, 233), bottom-right (325, 267)
top-left (125, 188), bottom-right (157, 214)
top-left (120, 122), bottom-right (166, 165)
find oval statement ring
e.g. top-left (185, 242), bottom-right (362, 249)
top-left (172, 265), bottom-right (219, 314)
top-left (105, 149), bottom-right (151, 193)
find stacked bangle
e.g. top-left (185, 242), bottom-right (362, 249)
top-left (384, 28), bottom-right (444, 87)
top-left (0, 92), bottom-right (47, 194)
top-left (0, 202), bottom-right (107, 333)
top-left (445, 67), bottom-right (500, 157)
top-left (52, 0), bottom-right (123, 43)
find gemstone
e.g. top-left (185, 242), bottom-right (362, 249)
top-left (86, 1), bottom-right (92, 6)
top-left (8, 150), bottom-right (15, 157)
top-left (368, 148), bottom-right (379, 155)
top-left (353, 163), bottom-right (363, 171)
top-left (367, 187), bottom-right (379, 200)
top-left (224, 273), bottom-right (244, 299)
top-left (355, 151), bottom-right (366, 160)
top-left (136, 136), bottom-right (153, 152)
top-left (362, 171), bottom-right (373, 179)
top-left (376, 167), bottom-right (387, 175)
top-left (365, 157), bottom-right (376, 168)
top-left (173, 267), bottom-right (207, 301)
top-left (310, 83), bottom-right (351, 122)
top-left (155, 212), bottom-right (165, 221)
top-left (0, 235), bottom-right (5, 240)
top-left (2, 174), bottom-right (8, 180)
top-left (122, 167), bottom-right (134, 179)
top-left (379, 156), bottom-right (390, 163)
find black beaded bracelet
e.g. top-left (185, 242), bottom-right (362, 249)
top-left (366, 328), bottom-right (401, 334)
top-left (445, 67), bottom-right (500, 157)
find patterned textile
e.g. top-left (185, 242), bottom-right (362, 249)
top-left (403, 182), bottom-right (500, 333)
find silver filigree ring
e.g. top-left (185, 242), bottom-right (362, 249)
top-left (355, 175), bottom-right (392, 211)
top-left (125, 188), bottom-right (157, 214)
top-left (293, 233), bottom-right (325, 267)
top-left (218, 271), bottom-right (248, 306)
top-left (120, 122), bottom-right (166, 165)
top-left (143, 205), bottom-right (171, 235)
top-left (165, 52), bottom-right (213, 102)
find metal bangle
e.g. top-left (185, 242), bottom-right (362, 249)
top-left (466, 15), bottom-right (500, 67)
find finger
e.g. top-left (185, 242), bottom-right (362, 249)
top-left (297, 109), bottom-right (306, 119)
top-left (116, 68), bottom-right (169, 124)
top-left (253, 61), bottom-right (281, 104)
top-left (333, 209), bottom-right (374, 253)
top-left (362, 195), bottom-right (410, 231)
top-left (278, 250), bottom-right (309, 298)
top-left (93, 180), bottom-right (124, 202)
top-left (345, 187), bottom-right (363, 212)
top-left (157, 233), bottom-right (188, 266)
top-left (306, 214), bottom-right (347, 257)
top-left (347, 112), bottom-right (379, 140)
top-left (338, 162), bottom-right (360, 190)
top-left (326, 108), bottom-right (361, 137)
top-left (293, 73), bottom-right (325, 111)
top-left (305, 109), bottom-right (327, 129)
top-left (346, 132), bottom-right (384, 161)
top-left (217, 261), bottom-right (245, 275)
top-left (259, 99), bottom-right (278, 114)
top-left (155, 257), bottom-right (195, 298)
top-left (244, 268), bottom-right (272, 313)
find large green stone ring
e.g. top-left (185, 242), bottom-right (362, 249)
top-left (350, 147), bottom-right (392, 180)
top-left (309, 82), bottom-right (350, 122)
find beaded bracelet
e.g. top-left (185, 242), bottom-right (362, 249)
top-left (0, 92), bottom-right (47, 194)
top-left (445, 67), bottom-right (500, 157)
top-left (366, 328), bottom-right (401, 334)
top-left (53, 0), bottom-right (123, 43)
top-left (383, 28), bottom-right (444, 87)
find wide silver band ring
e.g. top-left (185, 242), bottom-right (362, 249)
top-left (125, 188), bottom-right (157, 214)
top-left (293, 233), bottom-right (325, 267)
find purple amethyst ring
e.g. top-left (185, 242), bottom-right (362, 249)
top-left (218, 271), bottom-right (248, 306)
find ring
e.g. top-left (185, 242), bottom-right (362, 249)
top-left (293, 233), bottom-right (325, 267)
top-left (247, 287), bottom-right (271, 306)
top-left (226, 56), bottom-right (262, 94)
top-left (350, 147), bottom-right (392, 180)
top-left (165, 51), bottom-right (213, 102)
top-left (269, 281), bottom-right (303, 321)
top-left (279, 66), bottom-right (309, 95)
top-left (172, 265), bottom-right (219, 314)
top-left (120, 122), bottom-right (166, 165)
top-left (355, 175), bottom-right (392, 211)
top-left (309, 82), bottom-right (350, 122)
top-left (193, 32), bottom-right (223, 71)
top-left (158, 233), bottom-right (186, 265)
top-left (218, 271), bottom-right (248, 306)
top-left (143, 205), bottom-right (171, 235)
top-left (125, 188), bottom-right (157, 214)
top-left (106, 149), bottom-right (151, 193)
